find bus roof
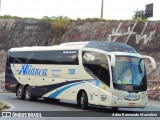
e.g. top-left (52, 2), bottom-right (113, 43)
top-left (84, 41), bottom-right (137, 53)
top-left (9, 45), bottom-right (84, 52)
top-left (9, 41), bottom-right (138, 53)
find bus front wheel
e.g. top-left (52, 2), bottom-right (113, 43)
top-left (80, 92), bottom-right (88, 110)
top-left (17, 85), bottom-right (24, 100)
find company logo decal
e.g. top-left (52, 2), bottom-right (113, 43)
top-left (95, 80), bottom-right (99, 86)
top-left (63, 51), bottom-right (77, 54)
top-left (52, 69), bottom-right (61, 77)
top-left (68, 69), bottom-right (75, 75)
top-left (16, 64), bottom-right (48, 76)
top-left (100, 95), bottom-right (107, 101)
top-left (126, 93), bottom-right (139, 99)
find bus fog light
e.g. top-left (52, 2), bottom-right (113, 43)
top-left (112, 95), bottom-right (119, 100)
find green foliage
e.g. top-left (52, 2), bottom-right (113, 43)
top-left (81, 17), bottom-right (106, 22)
top-left (76, 17), bottom-right (134, 22)
top-left (52, 16), bottom-right (71, 29)
top-left (24, 17), bottom-right (40, 20)
top-left (42, 16), bottom-right (71, 30)
top-left (0, 14), bottom-right (149, 22)
top-left (132, 9), bottom-right (148, 21)
top-left (41, 16), bottom-right (72, 37)
top-left (0, 15), bottom-right (39, 20)
top-left (0, 101), bottom-right (5, 110)
top-left (41, 16), bottom-right (55, 22)
top-left (0, 15), bottom-right (22, 19)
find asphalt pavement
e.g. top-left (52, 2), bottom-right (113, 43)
top-left (0, 93), bottom-right (160, 120)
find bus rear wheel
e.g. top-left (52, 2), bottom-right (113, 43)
top-left (17, 85), bottom-right (24, 100)
top-left (24, 86), bottom-right (35, 101)
top-left (80, 92), bottom-right (88, 110)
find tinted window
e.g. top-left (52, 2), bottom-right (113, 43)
top-left (112, 56), bottom-right (147, 92)
top-left (9, 50), bottom-right (79, 65)
top-left (82, 51), bottom-right (110, 86)
top-left (9, 51), bottom-right (31, 64)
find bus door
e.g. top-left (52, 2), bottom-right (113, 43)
top-left (82, 51), bottom-right (110, 105)
top-left (97, 55), bottom-right (110, 106)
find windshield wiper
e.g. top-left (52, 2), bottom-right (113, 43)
top-left (123, 84), bottom-right (135, 87)
top-left (128, 90), bottom-right (140, 93)
top-left (123, 84), bottom-right (142, 93)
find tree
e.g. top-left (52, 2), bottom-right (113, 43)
top-left (132, 9), bottom-right (148, 21)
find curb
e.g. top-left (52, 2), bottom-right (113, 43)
top-left (0, 102), bottom-right (6, 110)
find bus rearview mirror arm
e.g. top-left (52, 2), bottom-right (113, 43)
top-left (109, 54), bottom-right (156, 69)
top-left (141, 55), bottom-right (156, 70)
top-left (109, 54), bottom-right (115, 67)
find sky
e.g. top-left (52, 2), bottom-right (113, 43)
top-left (0, 0), bottom-right (159, 20)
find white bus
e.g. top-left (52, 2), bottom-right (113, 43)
top-left (5, 41), bottom-right (156, 110)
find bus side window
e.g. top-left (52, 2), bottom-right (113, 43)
top-left (82, 51), bottom-right (110, 87)
top-left (9, 51), bottom-right (31, 64)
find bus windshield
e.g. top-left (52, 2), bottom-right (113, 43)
top-left (112, 56), bottom-right (147, 92)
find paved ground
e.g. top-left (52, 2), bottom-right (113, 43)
top-left (0, 93), bottom-right (160, 120)
top-left (148, 100), bottom-right (160, 108)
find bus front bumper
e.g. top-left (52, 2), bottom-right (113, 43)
top-left (110, 99), bottom-right (148, 108)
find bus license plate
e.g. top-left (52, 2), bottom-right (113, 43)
top-left (129, 103), bottom-right (136, 107)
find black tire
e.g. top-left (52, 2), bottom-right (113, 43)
top-left (80, 92), bottom-right (88, 110)
top-left (16, 85), bottom-right (24, 100)
top-left (24, 86), bottom-right (34, 101)
top-left (77, 93), bottom-right (81, 107)
top-left (77, 99), bottom-right (81, 107)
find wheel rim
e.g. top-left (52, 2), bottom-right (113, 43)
top-left (17, 87), bottom-right (22, 97)
top-left (80, 95), bottom-right (84, 106)
top-left (25, 89), bottom-right (30, 99)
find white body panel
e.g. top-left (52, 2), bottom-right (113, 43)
top-left (6, 41), bottom-right (156, 108)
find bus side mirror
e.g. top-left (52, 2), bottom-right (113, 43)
top-left (141, 55), bottom-right (156, 70)
top-left (111, 54), bottom-right (115, 67)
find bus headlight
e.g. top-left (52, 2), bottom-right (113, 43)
top-left (112, 95), bottom-right (119, 100)
top-left (143, 96), bottom-right (148, 101)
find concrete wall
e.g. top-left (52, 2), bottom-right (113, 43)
top-left (0, 19), bottom-right (159, 82)
top-left (0, 19), bottom-right (52, 73)
top-left (61, 21), bottom-right (160, 82)
top-left (0, 19), bottom-right (52, 50)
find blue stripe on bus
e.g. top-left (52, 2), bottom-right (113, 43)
top-left (48, 81), bottom-right (86, 98)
